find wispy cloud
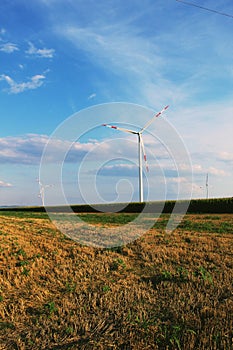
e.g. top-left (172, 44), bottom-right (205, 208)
top-left (0, 73), bottom-right (46, 94)
top-left (57, 22), bottom-right (182, 108)
top-left (26, 41), bottom-right (55, 58)
top-left (0, 42), bottom-right (19, 53)
top-left (53, 0), bottom-right (233, 110)
top-left (59, 24), bottom-right (161, 77)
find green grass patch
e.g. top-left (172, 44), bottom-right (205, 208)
top-left (0, 211), bottom-right (49, 219)
top-left (178, 220), bottom-right (233, 233)
top-left (77, 213), bottom-right (139, 225)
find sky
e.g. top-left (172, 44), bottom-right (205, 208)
top-left (0, 0), bottom-right (232, 206)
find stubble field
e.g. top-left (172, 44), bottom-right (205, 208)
top-left (0, 212), bottom-right (232, 349)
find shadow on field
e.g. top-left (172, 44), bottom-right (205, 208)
top-left (142, 272), bottom-right (188, 287)
top-left (47, 339), bottom-right (90, 350)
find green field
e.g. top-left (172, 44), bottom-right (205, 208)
top-left (1, 197), bottom-right (233, 214)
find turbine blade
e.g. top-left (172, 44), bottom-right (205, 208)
top-left (140, 135), bottom-right (149, 172)
top-left (140, 105), bottom-right (169, 132)
top-left (102, 124), bottom-right (137, 134)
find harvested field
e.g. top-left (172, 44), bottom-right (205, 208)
top-left (0, 212), bottom-right (232, 349)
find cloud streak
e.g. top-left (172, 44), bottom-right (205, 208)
top-left (58, 24), bottom-right (162, 80)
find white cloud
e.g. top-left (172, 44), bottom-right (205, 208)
top-left (0, 42), bottom-right (19, 53)
top-left (0, 74), bottom-right (46, 94)
top-left (98, 163), bottom-right (137, 177)
top-left (167, 177), bottom-right (187, 184)
top-left (207, 166), bottom-right (228, 177)
top-left (88, 93), bottom-right (96, 100)
top-left (217, 151), bottom-right (233, 163)
top-left (0, 131), bottom-right (229, 201)
top-left (26, 42), bottom-right (55, 58)
top-left (0, 133), bottom-right (174, 169)
top-left (175, 162), bottom-right (229, 178)
top-left (0, 180), bottom-right (12, 188)
top-left (0, 134), bottom-right (48, 164)
top-left (0, 134), bottom-right (103, 165)
top-left (0, 28), bottom-right (6, 41)
top-left (170, 102), bottom-right (233, 166)
top-left (0, 28), bottom-right (6, 35)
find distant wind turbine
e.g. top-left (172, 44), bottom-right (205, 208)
top-left (37, 179), bottom-right (53, 207)
top-left (102, 105), bottom-right (169, 202)
top-left (206, 173), bottom-right (209, 199)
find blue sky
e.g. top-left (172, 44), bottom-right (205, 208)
top-left (0, 0), bottom-right (232, 206)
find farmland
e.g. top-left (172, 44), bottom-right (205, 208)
top-left (0, 211), bottom-right (232, 349)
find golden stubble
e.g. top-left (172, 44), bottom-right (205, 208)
top-left (0, 213), bottom-right (232, 349)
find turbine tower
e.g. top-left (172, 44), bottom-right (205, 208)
top-left (102, 105), bottom-right (169, 203)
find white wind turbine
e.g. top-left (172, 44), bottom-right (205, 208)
top-left (37, 179), bottom-right (53, 207)
top-left (102, 105), bottom-right (169, 203)
top-left (206, 173), bottom-right (209, 199)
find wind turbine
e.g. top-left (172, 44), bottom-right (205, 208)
top-left (102, 105), bottom-right (169, 203)
top-left (37, 179), bottom-right (53, 207)
top-left (206, 173), bottom-right (209, 199)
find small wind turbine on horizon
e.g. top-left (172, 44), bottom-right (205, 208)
top-left (102, 105), bottom-right (169, 203)
top-left (37, 179), bottom-right (53, 207)
top-left (206, 173), bottom-right (209, 199)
